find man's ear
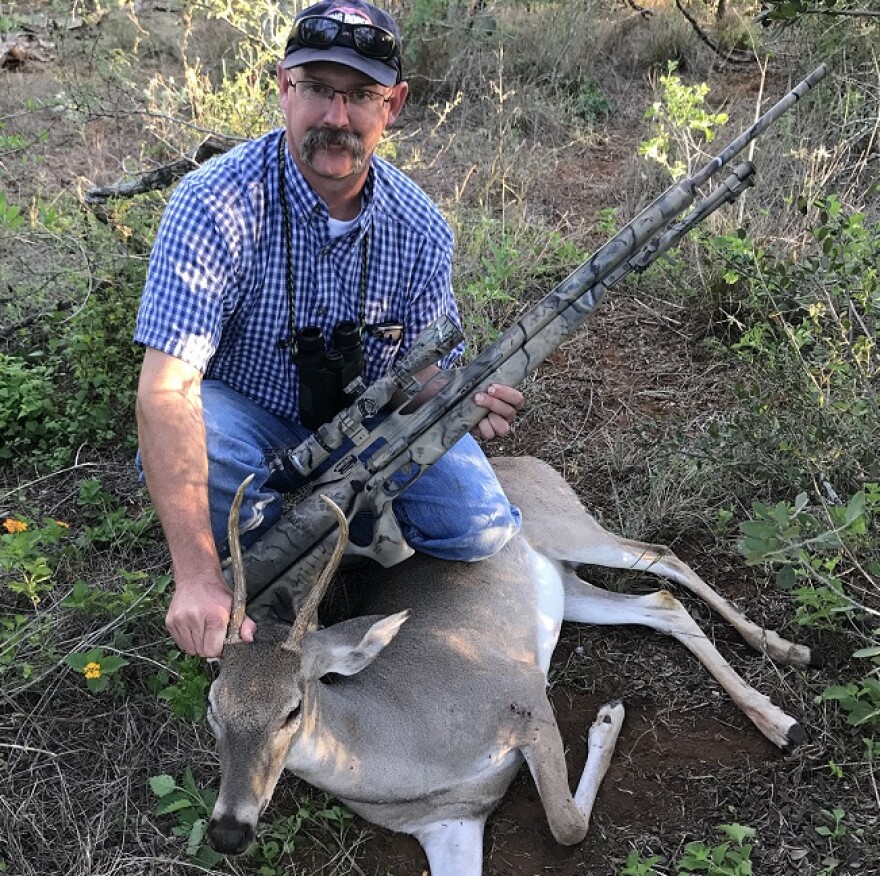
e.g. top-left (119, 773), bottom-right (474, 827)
top-left (277, 61), bottom-right (291, 103)
top-left (384, 80), bottom-right (409, 128)
top-left (301, 611), bottom-right (410, 680)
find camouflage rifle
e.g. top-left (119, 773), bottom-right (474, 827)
top-left (230, 64), bottom-right (828, 622)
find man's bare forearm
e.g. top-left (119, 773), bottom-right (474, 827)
top-left (136, 351), bottom-right (221, 583)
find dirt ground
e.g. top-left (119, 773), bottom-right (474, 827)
top-left (2, 4), bottom-right (877, 876)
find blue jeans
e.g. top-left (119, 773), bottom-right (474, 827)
top-left (181, 380), bottom-right (521, 562)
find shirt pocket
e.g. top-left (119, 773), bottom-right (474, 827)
top-left (363, 329), bottom-right (403, 382)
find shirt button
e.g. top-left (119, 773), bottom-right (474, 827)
top-left (316, 307), bottom-right (326, 316)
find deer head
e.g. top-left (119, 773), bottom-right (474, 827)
top-left (206, 478), bottom-right (408, 855)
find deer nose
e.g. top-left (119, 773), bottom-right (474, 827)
top-left (207, 813), bottom-right (255, 855)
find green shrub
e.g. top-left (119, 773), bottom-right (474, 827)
top-left (0, 354), bottom-right (61, 461)
top-left (699, 196), bottom-right (879, 494)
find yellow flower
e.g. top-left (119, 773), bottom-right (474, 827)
top-left (84, 661), bottom-right (102, 680)
top-left (55, 520), bottom-right (70, 529)
top-left (3, 518), bottom-right (28, 534)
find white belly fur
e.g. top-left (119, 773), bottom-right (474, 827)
top-left (526, 543), bottom-right (565, 675)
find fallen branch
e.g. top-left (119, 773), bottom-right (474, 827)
top-left (82, 133), bottom-right (241, 204)
top-left (674, 0), bottom-right (755, 66)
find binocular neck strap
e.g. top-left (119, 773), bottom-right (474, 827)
top-left (277, 132), bottom-right (370, 355)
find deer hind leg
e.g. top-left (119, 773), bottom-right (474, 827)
top-left (556, 527), bottom-right (817, 668)
top-left (577, 524), bottom-right (822, 666)
top-left (495, 456), bottom-right (815, 668)
top-left (560, 568), bottom-right (805, 752)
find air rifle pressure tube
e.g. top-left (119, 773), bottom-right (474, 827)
top-left (230, 64), bottom-right (828, 621)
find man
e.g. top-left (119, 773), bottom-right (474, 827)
top-left (135, 0), bottom-right (524, 659)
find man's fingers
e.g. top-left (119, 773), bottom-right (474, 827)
top-left (166, 601), bottom-right (230, 658)
top-left (168, 617), bottom-right (198, 656)
top-left (471, 412), bottom-right (510, 441)
top-left (473, 383), bottom-right (522, 440)
top-left (201, 614), bottom-right (229, 658)
top-left (486, 383), bottom-right (525, 410)
top-left (240, 615), bottom-right (256, 643)
top-left (474, 392), bottom-right (514, 420)
top-left (487, 412), bottom-right (512, 437)
top-left (472, 418), bottom-right (491, 441)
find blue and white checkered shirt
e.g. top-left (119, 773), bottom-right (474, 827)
top-left (134, 129), bottom-right (463, 422)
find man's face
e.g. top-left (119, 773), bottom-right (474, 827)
top-left (278, 61), bottom-right (407, 186)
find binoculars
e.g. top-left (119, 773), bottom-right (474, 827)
top-left (295, 321), bottom-right (364, 430)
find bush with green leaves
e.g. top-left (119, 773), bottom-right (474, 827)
top-left (639, 62), bottom-right (729, 181)
top-left (737, 484), bottom-right (879, 736)
top-left (65, 647), bottom-right (129, 693)
top-left (150, 767), bottom-right (357, 871)
top-left (1, 515), bottom-right (70, 607)
top-left (0, 354), bottom-right (61, 462)
top-left (704, 196), bottom-right (879, 494)
top-left (245, 795), bottom-right (355, 874)
top-left (719, 197), bottom-right (880, 737)
top-left (149, 650), bottom-right (213, 722)
top-left (451, 210), bottom-right (588, 353)
top-left (0, 198), bottom-right (147, 467)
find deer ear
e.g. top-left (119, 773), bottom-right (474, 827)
top-left (301, 611), bottom-right (410, 680)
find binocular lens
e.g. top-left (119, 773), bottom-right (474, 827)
top-left (333, 320), bottom-right (361, 351)
top-left (297, 326), bottom-right (325, 355)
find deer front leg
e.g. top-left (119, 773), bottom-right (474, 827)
top-left (560, 570), bottom-right (805, 752)
top-left (573, 700), bottom-right (626, 824)
top-left (414, 818), bottom-right (486, 876)
top-left (517, 697), bottom-right (625, 846)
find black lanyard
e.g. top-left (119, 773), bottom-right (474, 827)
top-left (277, 133), bottom-right (369, 355)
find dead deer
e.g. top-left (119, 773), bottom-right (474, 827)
top-left (206, 456), bottom-right (814, 875)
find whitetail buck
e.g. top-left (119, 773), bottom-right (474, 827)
top-left (206, 456), bottom-right (813, 875)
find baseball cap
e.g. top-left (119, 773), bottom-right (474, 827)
top-left (282, 1), bottom-right (403, 87)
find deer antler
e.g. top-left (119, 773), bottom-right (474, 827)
top-left (283, 496), bottom-right (349, 652)
top-left (225, 473), bottom-right (255, 645)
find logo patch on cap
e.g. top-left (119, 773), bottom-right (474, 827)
top-left (327, 8), bottom-right (372, 26)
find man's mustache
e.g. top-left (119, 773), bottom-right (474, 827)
top-left (301, 127), bottom-right (368, 169)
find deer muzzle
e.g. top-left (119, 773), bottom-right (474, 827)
top-left (207, 811), bottom-right (256, 855)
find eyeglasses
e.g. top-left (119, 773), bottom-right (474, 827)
top-left (289, 15), bottom-right (398, 62)
top-left (287, 77), bottom-right (392, 110)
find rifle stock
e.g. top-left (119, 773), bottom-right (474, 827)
top-left (230, 65), bottom-right (828, 621)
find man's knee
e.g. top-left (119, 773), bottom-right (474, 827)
top-left (393, 436), bottom-right (522, 562)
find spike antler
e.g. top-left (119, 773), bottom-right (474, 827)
top-left (225, 473), bottom-right (255, 645)
top-left (283, 496), bottom-right (349, 652)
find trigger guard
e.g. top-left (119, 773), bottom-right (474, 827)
top-left (345, 500), bottom-right (415, 568)
top-left (382, 460), bottom-right (422, 496)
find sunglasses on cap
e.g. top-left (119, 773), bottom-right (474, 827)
top-left (288, 15), bottom-right (399, 62)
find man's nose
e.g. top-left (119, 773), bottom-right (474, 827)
top-left (323, 92), bottom-right (351, 126)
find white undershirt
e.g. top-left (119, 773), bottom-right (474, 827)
top-left (327, 214), bottom-right (360, 238)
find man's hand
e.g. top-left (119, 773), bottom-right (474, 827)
top-left (472, 383), bottom-right (524, 440)
top-left (165, 571), bottom-right (256, 658)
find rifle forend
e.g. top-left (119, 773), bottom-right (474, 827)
top-left (229, 65), bottom-right (828, 622)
